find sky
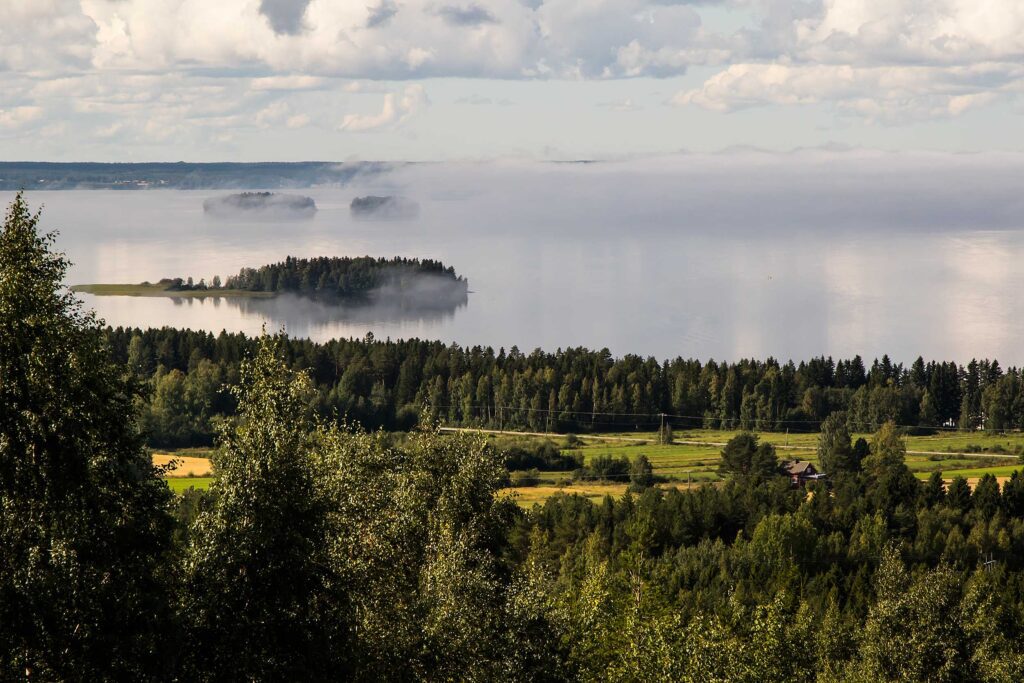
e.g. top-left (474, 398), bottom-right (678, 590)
top-left (2, 0), bottom-right (1024, 161)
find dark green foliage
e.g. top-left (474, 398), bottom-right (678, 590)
top-left (924, 471), bottom-right (946, 507)
top-left (720, 432), bottom-right (779, 480)
top-left (99, 327), bottom-right (1024, 450)
top-left (818, 411), bottom-right (855, 474)
top-left (223, 255), bottom-right (467, 299)
top-left (179, 336), bottom-right (342, 680)
top-left (628, 454), bottom-right (655, 491)
top-left (972, 473), bottom-right (1001, 518)
top-left (503, 439), bottom-right (583, 471)
top-left (0, 194), bottom-right (173, 680)
top-left (947, 477), bottom-right (972, 512)
top-left (574, 454), bottom-right (631, 482)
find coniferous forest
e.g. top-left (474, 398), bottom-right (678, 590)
top-left (6, 195), bottom-right (1024, 683)
top-left (106, 322), bottom-right (1018, 449)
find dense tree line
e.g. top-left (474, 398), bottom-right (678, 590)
top-left (103, 326), bottom-right (1024, 448)
top-left (220, 255), bottom-right (467, 298)
top-left (7, 194), bottom-right (1024, 680)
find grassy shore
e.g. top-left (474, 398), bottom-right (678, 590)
top-left (72, 283), bottom-right (273, 298)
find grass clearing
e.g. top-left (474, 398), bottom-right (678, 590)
top-left (483, 426), bottom-right (1024, 505)
top-left (165, 477), bottom-right (213, 493)
top-left (500, 482), bottom-right (696, 507)
top-left (913, 464), bottom-right (1023, 481)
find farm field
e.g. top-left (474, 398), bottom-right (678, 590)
top-left (154, 453), bottom-right (213, 476)
top-left (153, 429), bottom-right (1024, 502)
top-left (488, 427), bottom-right (1024, 505)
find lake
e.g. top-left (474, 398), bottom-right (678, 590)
top-left (7, 153), bottom-right (1024, 365)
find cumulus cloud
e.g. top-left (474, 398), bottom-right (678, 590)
top-left (340, 84), bottom-right (429, 131)
top-left (672, 0), bottom-right (1024, 120)
top-left (254, 100), bottom-right (312, 129)
top-left (2, 0), bottom-right (1024, 148)
top-left (366, 0), bottom-right (399, 28)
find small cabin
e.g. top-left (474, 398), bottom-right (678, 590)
top-left (780, 460), bottom-right (825, 487)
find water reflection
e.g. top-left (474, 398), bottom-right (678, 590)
top-left (9, 152), bottom-right (1024, 364)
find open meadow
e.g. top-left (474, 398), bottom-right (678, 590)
top-left (158, 429), bottom-right (1024, 502)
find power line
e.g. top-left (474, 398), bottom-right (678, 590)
top-left (427, 403), bottom-right (981, 433)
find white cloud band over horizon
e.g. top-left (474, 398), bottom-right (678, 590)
top-left (1, 0), bottom-right (1023, 160)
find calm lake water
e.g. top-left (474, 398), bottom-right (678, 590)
top-left (8, 154), bottom-right (1024, 364)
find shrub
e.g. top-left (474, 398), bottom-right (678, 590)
top-left (510, 469), bottom-right (540, 487)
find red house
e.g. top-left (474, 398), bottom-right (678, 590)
top-left (780, 460), bottom-right (824, 487)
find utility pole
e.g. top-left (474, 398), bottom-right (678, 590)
top-left (660, 412), bottom-right (665, 444)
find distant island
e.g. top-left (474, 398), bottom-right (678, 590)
top-left (350, 195), bottom-right (419, 219)
top-left (73, 256), bottom-right (468, 307)
top-left (203, 192), bottom-right (317, 217)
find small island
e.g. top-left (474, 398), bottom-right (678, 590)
top-left (350, 195), bottom-right (419, 219)
top-left (203, 191), bottom-right (317, 218)
top-left (73, 256), bottom-right (469, 307)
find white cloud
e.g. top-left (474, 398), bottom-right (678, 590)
top-left (675, 61), bottom-right (1024, 121)
top-left (340, 84), bottom-right (429, 131)
top-left (250, 75), bottom-right (327, 91)
top-left (0, 106), bottom-right (43, 129)
top-left (671, 0), bottom-right (1024, 120)
top-left (2, 0), bottom-right (1024, 153)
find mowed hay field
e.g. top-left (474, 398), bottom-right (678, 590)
top-left (155, 450), bottom-right (214, 493)
top-left (154, 453), bottom-right (213, 477)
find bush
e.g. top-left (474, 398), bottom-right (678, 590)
top-left (564, 433), bottom-right (584, 448)
top-left (510, 469), bottom-right (540, 487)
top-left (573, 454), bottom-right (630, 482)
top-left (503, 440), bottom-right (583, 471)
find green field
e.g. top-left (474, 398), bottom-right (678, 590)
top-left (165, 477), bottom-right (213, 493)
top-left (491, 427), bottom-right (1024, 504)
top-left (913, 465), bottom-right (1023, 481)
top-left (72, 283), bottom-right (273, 298)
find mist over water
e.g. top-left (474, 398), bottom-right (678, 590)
top-left (8, 151), bottom-right (1024, 364)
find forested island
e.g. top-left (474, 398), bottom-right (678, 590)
top-left (350, 194), bottom-right (419, 219)
top-left (73, 256), bottom-right (469, 307)
top-left (202, 191), bottom-right (316, 217)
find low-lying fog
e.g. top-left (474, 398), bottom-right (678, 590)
top-left (8, 150), bottom-right (1024, 364)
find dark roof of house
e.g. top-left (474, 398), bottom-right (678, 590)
top-left (782, 460), bottom-right (815, 475)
